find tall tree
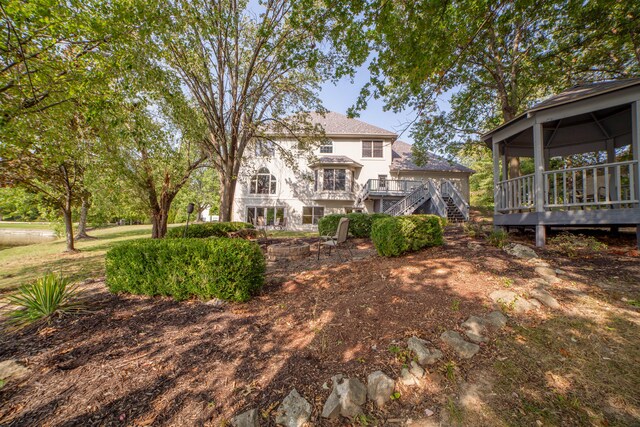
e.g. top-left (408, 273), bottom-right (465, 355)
top-left (144, 0), bottom-right (329, 221)
top-left (98, 92), bottom-right (208, 238)
top-left (319, 0), bottom-right (640, 176)
top-left (0, 103), bottom-right (91, 251)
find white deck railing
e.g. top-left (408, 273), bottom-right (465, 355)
top-left (495, 161), bottom-right (639, 213)
top-left (495, 173), bottom-right (535, 212)
top-left (544, 160), bottom-right (638, 209)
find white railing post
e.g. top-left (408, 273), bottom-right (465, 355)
top-left (533, 123), bottom-right (546, 247)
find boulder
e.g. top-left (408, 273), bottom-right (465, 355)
top-left (321, 377), bottom-right (366, 419)
top-left (400, 367), bottom-right (418, 386)
top-left (534, 266), bottom-right (556, 277)
top-left (530, 288), bottom-right (561, 309)
top-left (503, 243), bottom-right (538, 259)
top-left (232, 409), bottom-right (260, 427)
top-left (489, 290), bottom-right (536, 314)
top-left (485, 311), bottom-right (508, 330)
top-left (440, 331), bottom-right (480, 359)
top-left (367, 371), bottom-right (395, 408)
top-left (407, 337), bottom-right (443, 365)
top-left (461, 315), bottom-right (488, 343)
top-left (409, 361), bottom-right (425, 379)
top-left (276, 389), bottom-right (312, 427)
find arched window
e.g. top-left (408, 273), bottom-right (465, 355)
top-left (250, 167), bottom-right (276, 194)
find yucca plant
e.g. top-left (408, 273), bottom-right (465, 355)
top-left (5, 273), bottom-right (83, 327)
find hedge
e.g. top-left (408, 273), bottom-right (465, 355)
top-left (371, 214), bottom-right (446, 257)
top-left (105, 238), bottom-right (265, 302)
top-left (317, 213), bottom-right (390, 238)
top-left (166, 221), bottom-right (254, 239)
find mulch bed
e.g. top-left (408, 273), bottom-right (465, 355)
top-left (0, 228), bottom-right (638, 426)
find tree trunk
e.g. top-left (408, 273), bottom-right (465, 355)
top-left (150, 196), bottom-right (174, 238)
top-left (62, 205), bottom-right (75, 252)
top-left (151, 209), bottom-right (168, 238)
top-left (219, 175), bottom-right (237, 222)
top-left (75, 196), bottom-right (93, 240)
top-left (507, 157), bottom-right (521, 179)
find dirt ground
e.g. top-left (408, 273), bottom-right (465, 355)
top-left (0, 226), bottom-right (639, 426)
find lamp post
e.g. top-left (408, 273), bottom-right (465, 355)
top-left (183, 203), bottom-right (195, 238)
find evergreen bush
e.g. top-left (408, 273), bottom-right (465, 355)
top-left (106, 238), bottom-right (265, 302)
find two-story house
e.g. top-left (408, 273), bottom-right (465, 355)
top-left (232, 112), bottom-right (473, 229)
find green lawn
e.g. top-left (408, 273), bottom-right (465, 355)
top-left (0, 225), bottom-right (152, 294)
top-left (0, 221), bottom-right (54, 230)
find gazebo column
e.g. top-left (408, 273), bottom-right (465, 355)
top-left (492, 140), bottom-right (501, 223)
top-left (632, 101), bottom-right (640, 249)
top-left (533, 123), bottom-right (546, 247)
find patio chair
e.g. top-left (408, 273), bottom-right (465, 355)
top-left (256, 216), bottom-right (269, 246)
top-left (317, 217), bottom-right (352, 261)
top-left (274, 217), bottom-right (287, 230)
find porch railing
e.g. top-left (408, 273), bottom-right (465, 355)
top-left (544, 160), bottom-right (638, 209)
top-left (495, 160), bottom-right (639, 213)
top-left (495, 173), bottom-right (535, 213)
top-left (365, 179), bottom-right (422, 194)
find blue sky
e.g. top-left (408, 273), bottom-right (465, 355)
top-left (320, 63), bottom-right (454, 145)
top-left (319, 64), bottom-right (418, 144)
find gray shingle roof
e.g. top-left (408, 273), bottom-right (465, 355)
top-left (529, 78), bottom-right (640, 112)
top-left (309, 112), bottom-right (397, 137)
top-left (483, 78), bottom-right (640, 140)
top-left (391, 141), bottom-right (474, 173)
top-left (310, 155), bottom-right (363, 167)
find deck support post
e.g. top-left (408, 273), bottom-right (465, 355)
top-left (492, 140), bottom-right (501, 229)
top-left (633, 101), bottom-right (640, 249)
top-left (632, 101), bottom-right (640, 204)
top-left (533, 123), bottom-right (546, 247)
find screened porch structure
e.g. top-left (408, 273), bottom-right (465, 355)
top-left (482, 79), bottom-right (640, 248)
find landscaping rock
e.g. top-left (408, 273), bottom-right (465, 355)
top-left (540, 274), bottom-right (562, 285)
top-left (407, 337), bottom-right (443, 365)
top-left (409, 361), bottom-right (425, 379)
top-left (485, 311), bottom-right (508, 330)
top-left (440, 331), bottom-right (480, 359)
top-left (461, 315), bottom-right (488, 343)
top-left (534, 266), bottom-right (556, 277)
top-left (0, 359), bottom-right (30, 383)
top-left (467, 241), bottom-right (482, 251)
top-left (489, 290), bottom-right (536, 314)
top-left (276, 389), bottom-right (312, 427)
top-left (232, 408), bottom-right (260, 427)
top-left (530, 288), bottom-right (561, 309)
top-left (503, 243), bottom-right (538, 259)
top-left (400, 367), bottom-right (419, 386)
top-left (367, 371), bottom-right (395, 408)
top-left (321, 377), bottom-right (367, 419)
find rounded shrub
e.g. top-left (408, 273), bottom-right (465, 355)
top-left (371, 214), bottom-right (445, 257)
top-left (317, 213), bottom-right (391, 238)
top-left (105, 238), bottom-right (265, 302)
top-left (166, 221), bottom-right (254, 239)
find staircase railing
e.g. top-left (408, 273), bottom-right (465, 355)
top-left (384, 183), bottom-right (428, 216)
top-left (441, 180), bottom-right (469, 221)
top-left (426, 179), bottom-right (448, 218)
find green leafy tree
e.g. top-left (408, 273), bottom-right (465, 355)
top-left (171, 167), bottom-right (220, 223)
top-left (319, 0), bottom-right (640, 179)
top-left (97, 91), bottom-right (208, 238)
top-left (142, 0), bottom-right (330, 221)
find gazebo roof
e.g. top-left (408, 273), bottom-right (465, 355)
top-left (482, 79), bottom-right (640, 157)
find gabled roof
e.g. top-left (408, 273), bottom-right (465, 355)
top-left (391, 140), bottom-right (474, 173)
top-left (483, 78), bottom-right (640, 141)
top-left (309, 111), bottom-right (397, 138)
top-left (528, 78), bottom-right (640, 113)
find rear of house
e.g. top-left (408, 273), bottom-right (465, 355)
top-left (232, 112), bottom-right (473, 229)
